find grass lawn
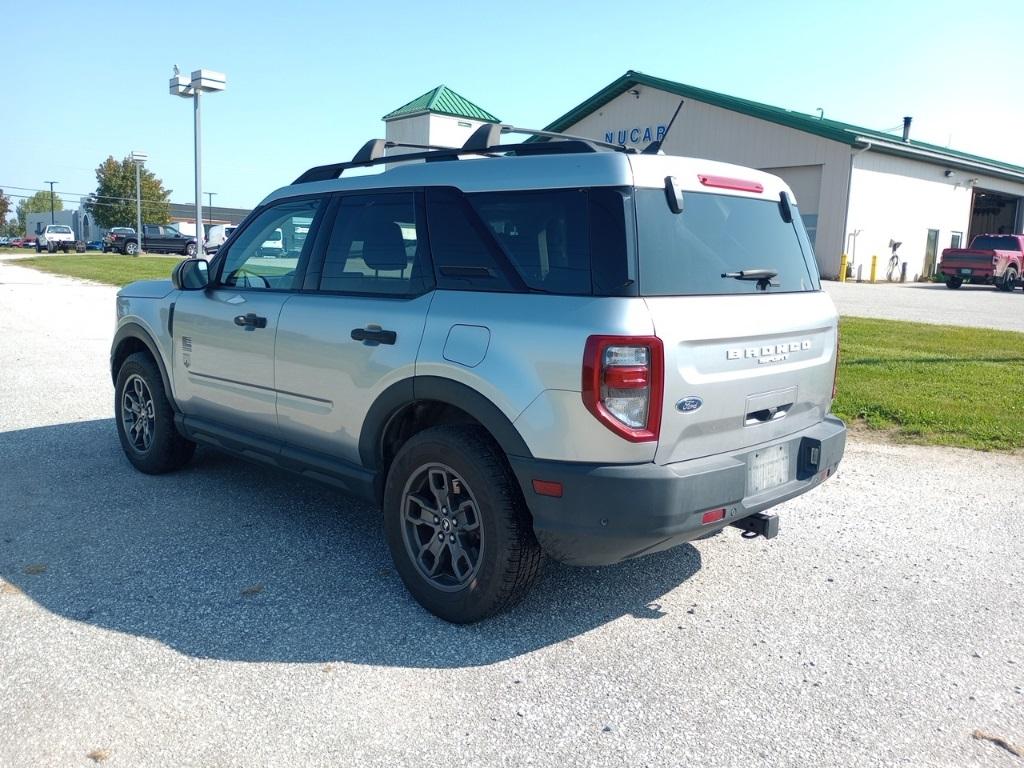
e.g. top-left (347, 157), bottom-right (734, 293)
top-left (834, 317), bottom-right (1024, 451)
top-left (12, 254), bottom-right (181, 285)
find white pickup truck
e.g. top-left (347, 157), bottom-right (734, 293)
top-left (36, 225), bottom-right (82, 253)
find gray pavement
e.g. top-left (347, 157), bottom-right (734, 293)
top-left (1, 259), bottom-right (1022, 767)
top-left (824, 279), bottom-right (1024, 333)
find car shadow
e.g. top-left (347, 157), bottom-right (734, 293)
top-left (0, 419), bottom-right (702, 668)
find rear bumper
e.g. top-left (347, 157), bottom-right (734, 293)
top-left (510, 415), bottom-right (846, 566)
top-left (940, 264), bottom-right (994, 278)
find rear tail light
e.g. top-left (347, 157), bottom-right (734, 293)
top-left (582, 335), bottom-right (664, 442)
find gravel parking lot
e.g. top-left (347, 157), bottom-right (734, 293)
top-left (1, 259), bottom-right (1022, 767)
top-left (824, 279), bottom-right (1024, 333)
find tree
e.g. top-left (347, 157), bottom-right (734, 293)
top-left (83, 156), bottom-right (172, 230)
top-left (16, 191), bottom-right (63, 233)
top-left (0, 190), bottom-right (11, 227)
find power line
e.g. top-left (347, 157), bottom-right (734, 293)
top-left (1, 184), bottom-right (172, 207)
top-left (1, 191), bottom-right (166, 210)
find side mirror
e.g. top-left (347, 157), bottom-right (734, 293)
top-left (172, 258), bottom-right (209, 290)
top-left (664, 175), bottom-right (684, 214)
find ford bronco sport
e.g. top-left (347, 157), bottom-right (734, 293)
top-left (110, 125), bottom-right (845, 623)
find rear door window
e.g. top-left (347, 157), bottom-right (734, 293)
top-left (319, 192), bottom-right (432, 296)
top-left (635, 190), bottom-right (819, 296)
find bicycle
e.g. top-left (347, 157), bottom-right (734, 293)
top-left (886, 239), bottom-right (902, 282)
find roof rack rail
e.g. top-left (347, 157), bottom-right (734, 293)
top-left (292, 127), bottom-right (632, 185)
top-left (463, 123), bottom-right (632, 153)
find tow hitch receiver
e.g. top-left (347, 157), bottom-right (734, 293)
top-left (730, 512), bottom-right (779, 539)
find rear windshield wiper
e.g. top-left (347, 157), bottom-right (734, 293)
top-left (721, 268), bottom-right (778, 291)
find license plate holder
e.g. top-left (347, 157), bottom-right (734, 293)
top-left (747, 445), bottom-right (790, 495)
top-left (960, 268), bottom-right (972, 275)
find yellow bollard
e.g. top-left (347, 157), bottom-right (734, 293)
top-left (870, 254), bottom-right (878, 283)
top-left (839, 253), bottom-right (848, 282)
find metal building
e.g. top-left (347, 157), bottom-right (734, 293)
top-left (543, 71), bottom-right (1024, 280)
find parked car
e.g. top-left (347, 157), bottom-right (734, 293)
top-left (103, 228), bottom-right (136, 253)
top-left (9, 238), bottom-right (24, 248)
top-left (940, 233), bottom-right (1023, 290)
top-left (36, 224), bottom-right (83, 253)
top-left (257, 227), bottom-right (286, 257)
top-left (110, 128), bottom-right (845, 622)
top-left (22, 238), bottom-right (37, 249)
top-left (104, 225), bottom-right (198, 256)
top-left (205, 224), bottom-right (236, 250)
top-left (0, 236), bottom-right (9, 246)
top-left (86, 240), bottom-right (104, 251)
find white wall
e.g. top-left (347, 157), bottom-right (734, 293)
top-left (385, 113), bottom-right (493, 156)
top-left (427, 113), bottom-right (492, 148)
top-left (562, 87), bottom-right (854, 278)
top-left (846, 152), bottom-right (1024, 279)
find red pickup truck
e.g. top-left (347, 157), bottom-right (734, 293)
top-left (940, 234), bottom-right (1023, 290)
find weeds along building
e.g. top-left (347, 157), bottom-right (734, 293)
top-left (385, 74), bottom-right (1024, 281)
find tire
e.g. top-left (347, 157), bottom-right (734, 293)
top-left (35, 243), bottom-right (42, 253)
top-left (1000, 268), bottom-right (1018, 292)
top-left (184, 243), bottom-right (197, 258)
top-left (946, 277), bottom-right (963, 289)
top-left (382, 425), bottom-right (542, 623)
top-left (46, 242), bottom-right (55, 253)
top-left (114, 352), bottom-right (195, 474)
top-left (124, 241), bottom-right (139, 256)
top-left (102, 246), bottom-right (109, 253)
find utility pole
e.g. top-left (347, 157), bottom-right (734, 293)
top-left (130, 152), bottom-right (148, 256)
top-left (44, 181), bottom-right (58, 223)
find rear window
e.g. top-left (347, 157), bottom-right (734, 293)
top-left (636, 190), bottom-right (820, 296)
top-left (49, 226), bottom-right (72, 234)
top-left (969, 236), bottom-right (1020, 251)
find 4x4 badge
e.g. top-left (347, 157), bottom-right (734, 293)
top-left (676, 396), bottom-right (703, 413)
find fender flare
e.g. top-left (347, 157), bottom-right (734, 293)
top-left (358, 376), bottom-right (533, 470)
top-left (110, 322), bottom-right (176, 411)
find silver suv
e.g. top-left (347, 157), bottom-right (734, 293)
top-left (110, 127), bottom-right (845, 622)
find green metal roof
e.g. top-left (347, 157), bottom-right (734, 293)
top-left (544, 71), bottom-right (1024, 180)
top-left (383, 85), bottom-right (499, 123)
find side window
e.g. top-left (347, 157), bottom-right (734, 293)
top-left (319, 192), bottom-right (430, 296)
top-left (426, 188), bottom-right (515, 292)
top-left (219, 197), bottom-right (323, 290)
top-left (144, 225), bottom-right (159, 237)
top-left (468, 189), bottom-right (591, 295)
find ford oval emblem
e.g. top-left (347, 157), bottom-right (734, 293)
top-left (676, 396), bottom-right (703, 413)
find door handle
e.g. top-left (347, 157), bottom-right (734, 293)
top-left (351, 326), bottom-right (397, 345)
top-left (234, 313), bottom-right (267, 329)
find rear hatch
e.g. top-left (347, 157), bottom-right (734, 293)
top-left (631, 181), bottom-right (837, 465)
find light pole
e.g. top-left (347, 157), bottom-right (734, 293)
top-left (205, 191), bottom-right (216, 229)
top-left (130, 152), bottom-right (148, 255)
top-left (44, 181), bottom-right (58, 224)
top-left (169, 67), bottom-right (226, 257)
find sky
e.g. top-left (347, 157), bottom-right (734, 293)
top-left (3, 0), bottom-right (1023, 213)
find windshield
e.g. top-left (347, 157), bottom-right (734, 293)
top-left (970, 235), bottom-right (1020, 251)
top-left (635, 190), bottom-right (820, 296)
